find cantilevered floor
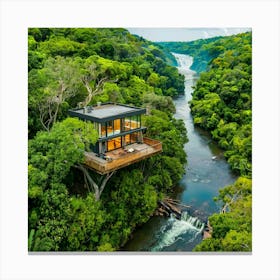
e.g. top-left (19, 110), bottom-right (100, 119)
top-left (84, 137), bottom-right (162, 174)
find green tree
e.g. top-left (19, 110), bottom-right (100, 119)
top-left (31, 183), bottom-right (71, 251)
top-left (66, 195), bottom-right (107, 251)
top-left (28, 118), bottom-right (98, 251)
top-left (29, 118), bottom-right (98, 185)
top-left (29, 56), bottom-right (82, 132)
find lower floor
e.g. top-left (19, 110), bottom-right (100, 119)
top-left (84, 137), bottom-right (162, 174)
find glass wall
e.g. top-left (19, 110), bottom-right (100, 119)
top-left (130, 132), bottom-right (139, 144)
top-left (114, 119), bottom-right (121, 134)
top-left (101, 123), bottom-right (106, 137)
top-left (123, 134), bottom-right (131, 146)
top-left (124, 117), bottom-right (131, 131)
top-left (121, 132), bottom-right (142, 147)
top-left (107, 137), bottom-right (122, 151)
top-left (107, 120), bottom-right (114, 136)
top-left (100, 119), bottom-right (121, 137)
top-left (123, 115), bottom-right (140, 131)
top-left (91, 122), bottom-right (99, 131)
top-left (131, 115), bottom-right (140, 129)
top-left (97, 115), bottom-right (144, 153)
top-left (100, 116), bottom-right (141, 137)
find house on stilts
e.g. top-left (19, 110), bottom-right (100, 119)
top-left (69, 103), bottom-right (162, 175)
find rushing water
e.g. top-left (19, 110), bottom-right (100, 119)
top-left (122, 54), bottom-right (237, 252)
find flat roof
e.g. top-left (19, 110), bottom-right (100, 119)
top-left (69, 103), bottom-right (146, 123)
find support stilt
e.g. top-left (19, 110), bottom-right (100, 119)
top-left (75, 164), bottom-right (115, 201)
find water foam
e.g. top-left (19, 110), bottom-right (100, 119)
top-left (172, 53), bottom-right (196, 76)
top-left (151, 212), bottom-right (204, 251)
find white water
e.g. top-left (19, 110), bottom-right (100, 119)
top-left (151, 212), bottom-right (204, 252)
top-left (172, 53), bottom-right (196, 78)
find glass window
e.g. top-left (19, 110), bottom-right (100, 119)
top-left (130, 132), bottom-right (139, 144)
top-left (107, 137), bottom-right (122, 151)
top-left (122, 115), bottom-right (141, 131)
top-left (131, 115), bottom-right (140, 129)
top-left (124, 117), bottom-right (131, 131)
top-left (123, 134), bottom-right (131, 146)
top-left (101, 123), bottom-right (106, 137)
top-left (114, 119), bottom-right (121, 135)
top-left (107, 120), bottom-right (114, 136)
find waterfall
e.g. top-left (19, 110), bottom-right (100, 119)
top-left (181, 211), bottom-right (205, 229)
top-left (172, 52), bottom-right (194, 69)
top-left (172, 52), bottom-right (196, 79)
top-left (151, 211), bottom-right (205, 252)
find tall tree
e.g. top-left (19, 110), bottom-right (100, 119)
top-left (33, 56), bottom-right (81, 131)
top-left (78, 56), bottom-right (117, 108)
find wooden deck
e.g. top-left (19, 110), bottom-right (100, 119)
top-left (84, 137), bottom-right (162, 174)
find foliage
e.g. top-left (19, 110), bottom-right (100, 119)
top-left (142, 109), bottom-right (187, 193)
top-left (29, 118), bottom-right (98, 187)
top-left (31, 183), bottom-right (72, 251)
top-left (28, 28), bottom-right (185, 137)
top-left (183, 32), bottom-right (252, 177)
top-left (28, 118), bottom-right (98, 251)
top-left (28, 56), bottom-right (83, 134)
top-left (100, 169), bottom-right (158, 248)
top-left (194, 177), bottom-right (252, 251)
top-left (66, 195), bottom-right (106, 251)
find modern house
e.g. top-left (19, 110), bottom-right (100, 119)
top-left (69, 103), bottom-right (162, 174)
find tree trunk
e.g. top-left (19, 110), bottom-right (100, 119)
top-left (75, 164), bottom-right (115, 201)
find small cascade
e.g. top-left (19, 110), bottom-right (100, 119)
top-left (151, 211), bottom-right (205, 251)
top-left (180, 211), bottom-right (205, 230)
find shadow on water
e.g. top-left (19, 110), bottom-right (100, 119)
top-left (122, 54), bottom-right (237, 252)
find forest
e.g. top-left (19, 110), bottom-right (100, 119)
top-left (160, 32), bottom-right (252, 251)
top-left (28, 28), bottom-right (187, 251)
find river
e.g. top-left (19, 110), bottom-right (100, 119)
top-left (122, 54), bottom-right (237, 252)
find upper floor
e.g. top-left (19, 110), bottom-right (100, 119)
top-left (68, 103), bottom-right (146, 140)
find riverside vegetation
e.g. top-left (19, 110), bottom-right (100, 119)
top-left (159, 32), bottom-right (252, 251)
top-left (28, 28), bottom-right (187, 251)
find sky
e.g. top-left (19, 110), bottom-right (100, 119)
top-left (127, 28), bottom-right (251, 42)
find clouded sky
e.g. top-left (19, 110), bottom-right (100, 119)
top-left (127, 28), bottom-right (251, 42)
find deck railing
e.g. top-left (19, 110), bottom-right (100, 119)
top-left (143, 137), bottom-right (161, 147)
top-left (141, 137), bottom-right (162, 154)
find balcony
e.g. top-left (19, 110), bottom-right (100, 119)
top-left (84, 137), bottom-right (162, 174)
